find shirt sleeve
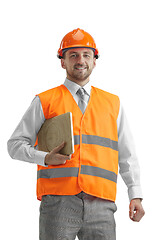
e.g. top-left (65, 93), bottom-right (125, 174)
top-left (7, 96), bottom-right (48, 167)
top-left (117, 102), bottom-right (143, 201)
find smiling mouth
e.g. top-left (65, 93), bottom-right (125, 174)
top-left (75, 66), bottom-right (87, 70)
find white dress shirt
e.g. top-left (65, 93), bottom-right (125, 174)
top-left (7, 78), bottom-right (143, 201)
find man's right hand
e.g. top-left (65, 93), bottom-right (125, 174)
top-left (44, 142), bottom-right (71, 165)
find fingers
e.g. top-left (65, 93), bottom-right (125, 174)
top-left (56, 153), bottom-right (71, 161)
top-left (52, 141), bottom-right (65, 153)
top-left (131, 207), bottom-right (145, 222)
top-left (129, 203), bottom-right (135, 219)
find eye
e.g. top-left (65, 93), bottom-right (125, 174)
top-left (70, 53), bottom-right (77, 58)
top-left (84, 54), bottom-right (90, 58)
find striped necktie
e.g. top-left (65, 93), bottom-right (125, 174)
top-left (76, 87), bottom-right (89, 114)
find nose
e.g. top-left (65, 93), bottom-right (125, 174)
top-left (77, 54), bottom-right (85, 64)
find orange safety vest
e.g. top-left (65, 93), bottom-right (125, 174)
top-left (37, 84), bottom-right (120, 202)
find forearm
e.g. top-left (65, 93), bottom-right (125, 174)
top-left (7, 96), bottom-right (48, 167)
top-left (117, 104), bottom-right (143, 201)
top-left (7, 137), bottom-right (48, 166)
top-left (119, 156), bottom-right (143, 201)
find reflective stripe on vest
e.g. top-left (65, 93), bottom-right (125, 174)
top-left (74, 135), bottom-right (118, 151)
top-left (37, 165), bottom-right (117, 183)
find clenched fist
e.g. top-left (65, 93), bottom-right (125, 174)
top-left (129, 198), bottom-right (145, 222)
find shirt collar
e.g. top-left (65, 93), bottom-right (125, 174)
top-left (63, 78), bottom-right (92, 96)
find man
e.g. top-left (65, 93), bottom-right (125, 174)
top-left (7, 28), bottom-right (145, 240)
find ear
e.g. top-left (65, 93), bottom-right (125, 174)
top-left (61, 58), bottom-right (66, 69)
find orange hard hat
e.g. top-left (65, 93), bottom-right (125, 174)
top-left (57, 28), bottom-right (99, 59)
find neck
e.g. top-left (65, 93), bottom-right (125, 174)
top-left (66, 76), bottom-right (90, 87)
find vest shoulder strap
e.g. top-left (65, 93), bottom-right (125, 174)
top-left (37, 85), bottom-right (64, 118)
top-left (91, 86), bottom-right (120, 119)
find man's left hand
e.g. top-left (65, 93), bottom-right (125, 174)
top-left (129, 198), bottom-right (145, 222)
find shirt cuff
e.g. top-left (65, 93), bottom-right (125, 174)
top-left (128, 186), bottom-right (143, 202)
top-left (34, 150), bottom-right (48, 167)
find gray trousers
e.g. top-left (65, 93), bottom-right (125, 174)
top-left (39, 192), bottom-right (117, 240)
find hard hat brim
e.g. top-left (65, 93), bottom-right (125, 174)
top-left (58, 46), bottom-right (99, 59)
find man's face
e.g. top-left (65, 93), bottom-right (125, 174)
top-left (61, 48), bottom-right (96, 85)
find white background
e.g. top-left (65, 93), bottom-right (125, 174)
top-left (1, 0), bottom-right (160, 239)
